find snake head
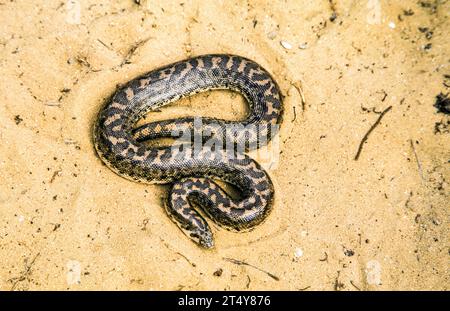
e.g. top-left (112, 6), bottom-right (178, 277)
top-left (189, 229), bottom-right (214, 249)
top-left (199, 231), bottom-right (214, 249)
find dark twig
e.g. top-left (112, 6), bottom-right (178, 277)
top-left (223, 257), bottom-right (280, 281)
top-left (319, 252), bottom-right (328, 262)
top-left (409, 139), bottom-right (424, 181)
top-left (176, 252), bottom-right (197, 267)
top-left (333, 270), bottom-right (345, 291)
top-left (8, 253), bottom-right (40, 291)
top-left (97, 39), bottom-right (112, 51)
top-left (299, 285), bottom-right (311, 291)
top-left (120, 37), bottom-right (151, 67)
top-left (354, 105), bottom-right (392, 160)
top-left (291, 82), bottom-right (306, 112)
top-left (350, 280), bottom-right (361, 291)
top-left (159, 237), bottom-right (196, 268)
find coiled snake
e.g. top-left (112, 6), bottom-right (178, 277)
top-left (93, 54), bottom-right (283, 248)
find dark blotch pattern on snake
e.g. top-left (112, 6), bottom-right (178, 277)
top-left (93, 54), bottom-right (283, 248)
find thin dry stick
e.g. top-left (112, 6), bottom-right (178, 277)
top-left (350, 280), bottom-right (361, 291)
top-left (291, 81), bottom-right (306, 111)
top-left (299, 285), bottom-right (311, 291)
top-left (354, 105), bottom-right (392, 160)
top-left (409, 139), bottom-right (424, 181)
top-left (120, 37), bottom-right (151, 67)
top-left (9, 252), bottom-right (40, 291)
top-left (223, 257), bottom-right (280, 281)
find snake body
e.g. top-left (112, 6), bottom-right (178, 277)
top-left (93, 54), bottom-right (283, 248)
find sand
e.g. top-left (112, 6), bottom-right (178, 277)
top-left (0, 0), bottom-right (448, 291)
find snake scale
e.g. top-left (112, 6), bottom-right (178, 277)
top-left (93, 54), bottom-right (283, 248)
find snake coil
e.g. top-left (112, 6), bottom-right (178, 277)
top-left (93, 54), bottom-right (283, 248)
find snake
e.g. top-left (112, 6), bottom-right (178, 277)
top-left (93, 54), bottom-right (283, 248)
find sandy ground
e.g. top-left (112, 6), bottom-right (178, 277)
top-left (0, 0), bottom-right (448, 291)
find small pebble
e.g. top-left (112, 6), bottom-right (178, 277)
top-left (213, 268), bottom-right (223, 277)
top-left (267, 31), bottom-right (277, 40)
top-left (366, 260), bottom-right (382, 285)
top-left (388, 21), bottom-right (396, 29)
top-left (67, 260), bottom-right (82, 285)
top-left (344, 249), bottom-right (355, 257)
top-left (14, 115), bottom-right (23, 125)
top-left (294, 248), bottom-right (303, 258)
top-left (422, 43), bottom-right (432, 50)
top-left (299, 42), bottom-right (308, 49)
top-left (280, 40), bottom-right (292, 50)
